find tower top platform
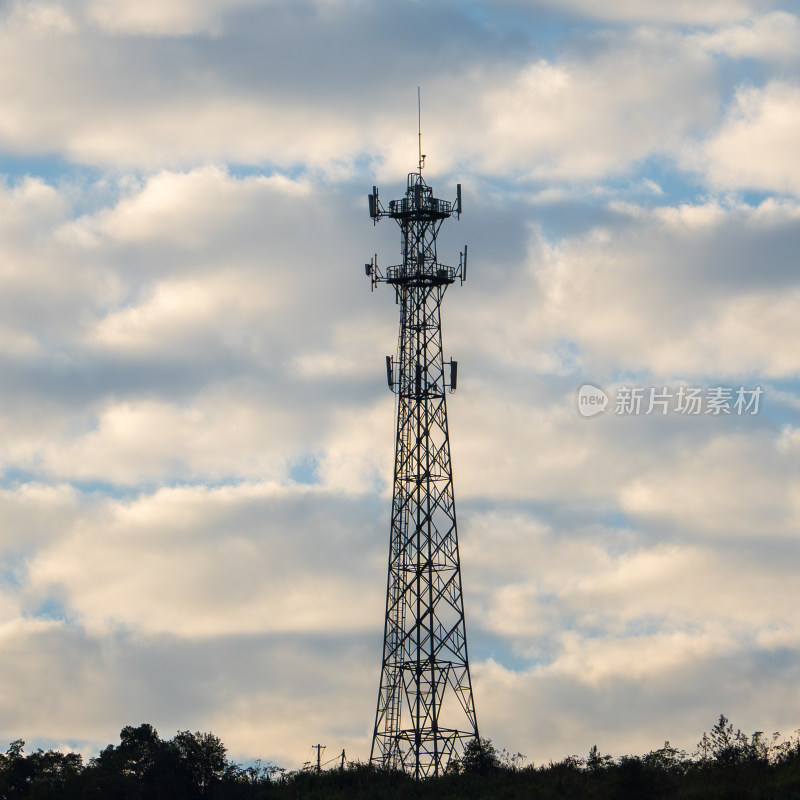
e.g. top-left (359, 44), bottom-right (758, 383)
top-left (368, 172), bottom-right (462, 224)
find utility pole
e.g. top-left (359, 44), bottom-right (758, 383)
top-left (364, 144), bottom-right (478, 777)
top-left (313, 744), bottom-right (325, 774)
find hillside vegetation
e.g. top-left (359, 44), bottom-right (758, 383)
top-left (2, 715), bottom-right (800, 799)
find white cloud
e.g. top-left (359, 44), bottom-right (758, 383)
top-left (620, 432), bottom-right (800, 537)
top-left (84, 0), bottom-right (263, 36)
top-left (0, 5), bottom-right (722, 179)
top-left (87, 274), bottom-right (280, 359)
top-left (315, 401), bottom-right (393, 495)
top-left (7, 2), bottom-right (77, 35)
top-left (516, 0), bottom-right (760, 25)
top-left (477, 41), bottom-right (715, 179)
top-left (463, 504), bottom-right (800, 652)
top-left (208, 648), bottom-right (376, 766)
top-left (26, 483), bottom-right (384, 638)
top-left (0, 1), bottom-right (790, 194)
top-left (292, 316), bottom-right (395, 379)
top-left (81, 167), bottom-right (309, 247)
top-left (463, 496), bottom-right (800, 761)
top-left (29, 396), bottom-right (293, 484)
top-left (0, 482), bottom-right (81, 553)
top-left (550, 629), bottom-right (735, 684)
top-left (0, 11), bottom-right (373, 171)
top-left (693, 11), bottom-right (800, 61)
top-left (453, 197), bottom-right (800, 379)
top-left (0, 167), bottom-right (390, 493)
top-left (698, 81), bottom-right (800, 196)
top-left (472, 647), bottom-right (800, 764)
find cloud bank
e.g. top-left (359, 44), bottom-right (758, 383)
top-left (0, 0), bottom-right (798, 771)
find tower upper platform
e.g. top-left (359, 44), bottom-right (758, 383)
top-left (369, 172), bottom-right (461, 224)
top-left (387, 173), bottom-right (453, 221)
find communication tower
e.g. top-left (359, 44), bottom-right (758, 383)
top-left (364, 136), bottom-right (478, 777)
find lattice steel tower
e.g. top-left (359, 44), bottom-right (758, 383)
top-left (363, 146), bottom-right (478, 777)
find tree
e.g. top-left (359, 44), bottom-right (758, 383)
top-left (458, 738), bottom-right (501, 775)
top-left (696, 714), bottom-right (771, 767)
top-left (642, 741), bottom-right (689, 773)
top-left (586, 744), bottom-right (613, 772)
top-left (88, 723), bottom-right (189, 799)
top-left (498, 747), bottom-right (527, 771)
top-left (172, 730), bottom-right (230, 794)
top-left (114, 723), bottom-right (165, 780)
top-left (0, 741), bottom-right (83, 800)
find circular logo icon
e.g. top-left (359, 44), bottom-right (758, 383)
top-left (578, 384), bottom-right (608, 417)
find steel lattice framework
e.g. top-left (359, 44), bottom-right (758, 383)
top-left (364, 167), bottom-right (478, 778)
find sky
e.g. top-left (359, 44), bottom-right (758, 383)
top-left (1, 0), bottom-right (800, 771)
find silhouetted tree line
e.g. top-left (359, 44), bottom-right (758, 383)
top-left (3, 715), bottom-right (800, 799)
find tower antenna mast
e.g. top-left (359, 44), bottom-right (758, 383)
top-left (363, 98), bottom-right (475, 778)
top-left (418, 86), bottom-right (425, 173)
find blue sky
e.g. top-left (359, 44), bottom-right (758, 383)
top-left (1, 0), bottom-right (800, 770)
